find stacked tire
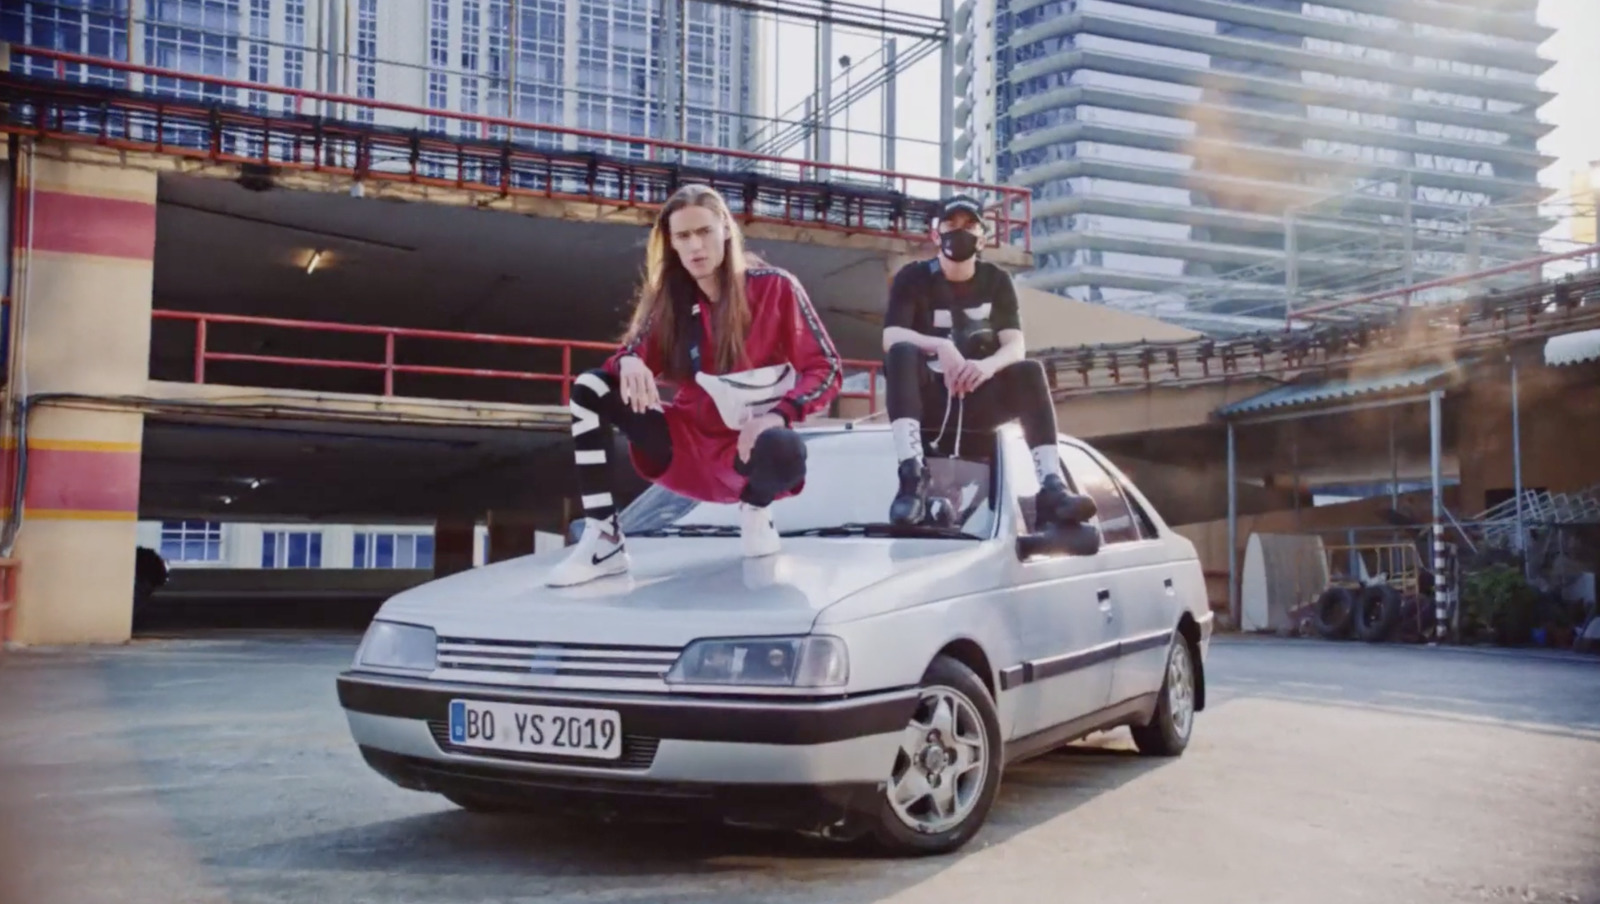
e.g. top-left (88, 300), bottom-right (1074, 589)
top-left (1352, 584), bottom-right (1403, 642)
top-left (1313, 584), bottom-right (1405, 643)
top-left (1313, 586), bottom-right (1355, 639)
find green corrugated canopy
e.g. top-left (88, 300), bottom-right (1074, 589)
top-left (1215, 360), bottom-right (1460, 420)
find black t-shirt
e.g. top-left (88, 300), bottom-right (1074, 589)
top-left (884, 258), bottom-right (1022, 363)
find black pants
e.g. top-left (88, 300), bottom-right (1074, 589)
top-left (883, 343), bottom-right (1058, 457)
top-left (568, 368), bottom-right (808, 522)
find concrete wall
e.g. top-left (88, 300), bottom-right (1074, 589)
top-left (1056, 379), bottom-right (1276, 441)
top-left (1456, 361), bottom-right (1600, 516)
top-left (1176, 486), bottom-right (1462, 613)
top-left (156, 566), bottom-right (431, 599)
top-left (1101, 452), bottom-right (1298, 528)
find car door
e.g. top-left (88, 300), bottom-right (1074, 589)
top-left (996, 429), bottom-right (1118, 741)
top-left (1058, 441), bottom-right (1181, 708)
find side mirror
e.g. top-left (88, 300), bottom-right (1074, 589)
top-left (1016, 521), bottom-right (1102, 560)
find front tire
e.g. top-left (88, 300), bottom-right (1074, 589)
top-left (1130, 635), bottom-right (1197, 757)
top-left (867, 655), bottom-right (1003, 856)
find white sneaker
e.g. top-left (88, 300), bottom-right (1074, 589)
top-left (546, 517), bottom-right (629, 587)
top-left (740, 503), bottom-right (780, 558)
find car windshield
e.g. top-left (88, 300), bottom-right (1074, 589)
top-left (616, 428), bottom-right (998, 539)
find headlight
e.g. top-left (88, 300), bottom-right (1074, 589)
top-left (665, 635), bottom-right (848, 688)
top-left (355, 621), bottom-right (437, 672)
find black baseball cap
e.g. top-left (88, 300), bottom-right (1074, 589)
top-left (935, 193), bottom-right (986, 229)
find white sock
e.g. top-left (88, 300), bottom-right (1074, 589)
top-left (1031, 444), bottom-right (1060, 484)
top-left (892, 418), bottom-right (923, 463)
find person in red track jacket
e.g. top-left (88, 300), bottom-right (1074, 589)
top-left (549, 183), bottom-right (843, 587)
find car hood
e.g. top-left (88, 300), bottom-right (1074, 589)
top-left (374, 535), bottom-right (988, 647)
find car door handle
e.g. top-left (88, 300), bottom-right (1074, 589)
top-left (1097, 588), bottom-right (1111, 602)
top-left (1163, 578), bottom-right (1175, 593)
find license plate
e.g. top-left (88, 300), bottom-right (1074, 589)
top-left (447, 699), bottom-right (623, 761)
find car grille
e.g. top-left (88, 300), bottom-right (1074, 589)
top-left (425, 720), bottom-right (661, 770)
top-left (434, 637), bottom-right (682, 681)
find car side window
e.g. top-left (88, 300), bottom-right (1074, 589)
top-left (1124, 487), bottom-right (1161, 541)
top-left (1059, 443), bottom-right (1143, 545)
top-left (1007, 436), bottom-right (1042, 534)
top-left (1006, 434), bottom-right (1080, 535)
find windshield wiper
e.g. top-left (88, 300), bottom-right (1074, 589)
top-left (629, 523), bottom-right (741, 538)
top-left (780, 522), bottom-right (982, 540)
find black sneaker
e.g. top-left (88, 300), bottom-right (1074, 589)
top-left (889, 458), bottom-right (929, 525)
top-left (1035, 474), bottom-right (1096, 528)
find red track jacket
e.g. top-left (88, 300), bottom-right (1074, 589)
top-left (602, 265), bottom-right (843, 504)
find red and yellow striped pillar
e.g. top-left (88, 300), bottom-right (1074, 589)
top-left (4, 146), bottom-right (156, 645)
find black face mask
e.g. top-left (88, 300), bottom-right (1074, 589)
top-left (940, 229), bottom-right (980, 263)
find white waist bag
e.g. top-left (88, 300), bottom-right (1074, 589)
top-left (694, 363), bottom-right (797, 429)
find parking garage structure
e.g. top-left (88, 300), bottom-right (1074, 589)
top-left (0, 45), bottom-right (1033, 645)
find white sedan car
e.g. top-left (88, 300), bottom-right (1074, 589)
top-left (336, 422), bottom-right (1213, 855)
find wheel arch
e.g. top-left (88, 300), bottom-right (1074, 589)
top-left (933, 636), bottom-right (996, 701)
top-left (1176, 612), bottom-right (1207, 712)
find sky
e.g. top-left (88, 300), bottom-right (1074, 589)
top-left (1530, 0), bottom-right (1600, 246)
top-left (758, 0), bottom-right (1600, 247)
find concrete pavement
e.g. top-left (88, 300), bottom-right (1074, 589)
top-left (1, 633), bottom-right (1596, 904)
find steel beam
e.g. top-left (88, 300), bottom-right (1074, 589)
top-left (1429, 388), bottom-right (1448, 642)
top-left (1227, 421), bottom-right (1238, 626)
top-left (694, 0), bottom-right (947, 40)
top-left (1511, 358), bottom-right (1524, 554)
top-left (939, 0), bottom-right (955, 186)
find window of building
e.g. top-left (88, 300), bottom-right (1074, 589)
top-left (353, 532), bottom-right (436, 569)
top-left (262, 530), bottom-right (323, 569)
top-left (354, 0), bottom-right (378, 123)
top-left (160, 520), bottom-right (224, 563)
top-left (3, 0), bottom-right (130, 89)
top-left (282, 0), bottom-right (306, 122)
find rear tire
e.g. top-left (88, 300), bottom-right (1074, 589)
top-left (1313, 587), bottom-right (1356, 639)
top-left (1130, 636), bottom-right (1197, 758)
top-left (1354, 584), bottom-right (1404, 643)
top-left (867, 655), bottom-right (1003, 856)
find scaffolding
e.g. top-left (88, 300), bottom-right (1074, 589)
top-left (6, 0), bottom-right (958, 196)
top-left (1109, 175), bottom-right (1594, 337)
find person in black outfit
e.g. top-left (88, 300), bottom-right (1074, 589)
top-left (881, 194), bottom-right (1081, 528)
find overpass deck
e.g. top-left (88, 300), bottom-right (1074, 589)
top-left (0, 44), bottom-right (1032, 267)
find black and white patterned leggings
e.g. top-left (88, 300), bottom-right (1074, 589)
top-left (567, 367), bottom-right (809, 522)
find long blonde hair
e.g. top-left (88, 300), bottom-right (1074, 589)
top-left (622, 183), bottom-right (757, 380)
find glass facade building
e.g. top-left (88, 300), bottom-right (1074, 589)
top-left (4, 0), bottom-right (764, 163)
top-left (954, 0), bottom-right (1555, 323)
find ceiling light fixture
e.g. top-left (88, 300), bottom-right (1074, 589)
top-left (306, 249), bottom-right (324, 275)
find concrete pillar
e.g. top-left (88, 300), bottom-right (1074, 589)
top-left (489, 505), bottom-right (571, 562)
top-left (432, 515), bottom-right (476, 578)
top-left (487, 510), bottom-right (538, 564)
top-left (321, 524), bottom-right (356, 568)
top-left (3, 148), bottom-right (157, 645)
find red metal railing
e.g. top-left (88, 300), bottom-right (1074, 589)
top-left (2, 45), bottom-right (1032, 253)
top-left (1295, 243), bottom-right (1600, 319)
top-left (152, 309), bottom-right (882, 412)
top-left (1031, 263), bottom-right (1600, 396)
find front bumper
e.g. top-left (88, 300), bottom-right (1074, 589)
top-left (337, 671), bottom-right (916, 823)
